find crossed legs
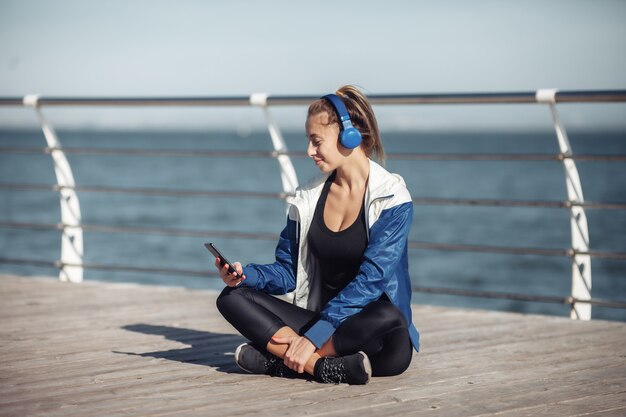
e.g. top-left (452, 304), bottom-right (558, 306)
top-left (216, 286), bottom-right (412, 378)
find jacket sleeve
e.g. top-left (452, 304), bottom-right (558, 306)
top-left (241, 216), bottom-right (298, 295)
top-left (304, 201), bottom-right (413, 349)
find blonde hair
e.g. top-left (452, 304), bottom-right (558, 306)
top-left (307, 85), bottom-right (385, 164)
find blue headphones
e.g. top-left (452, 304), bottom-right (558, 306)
top-left (322, 94), bottom-right (362, 149)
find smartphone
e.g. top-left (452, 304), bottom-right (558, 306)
top-left (205, 243), bottom-right (243, 278)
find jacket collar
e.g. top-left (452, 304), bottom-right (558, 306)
top-left (289, 159), bottom-right (400, 212)
top-left (367, 159), bottom-right (397, 201)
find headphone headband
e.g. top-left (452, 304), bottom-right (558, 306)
top-left (321, 93), bottom-right (362, 149)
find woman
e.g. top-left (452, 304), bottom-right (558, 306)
top-left (215, 85), bottom-right (420, 385)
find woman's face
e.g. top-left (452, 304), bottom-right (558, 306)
top-left (305, 111), bottom-right (343, 173)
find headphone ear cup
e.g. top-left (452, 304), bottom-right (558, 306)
top-left (321, 93), bottom-right (362, 149)
top-left (340, 127), bottom-right (362, 149)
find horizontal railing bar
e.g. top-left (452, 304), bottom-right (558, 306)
top-left (68, 185), bottom-right (289, 199)
top-left (0, 183), bottom-right (289, 199)
top-left (387, 153), bottom-right (626, 162)
top-left (81, 224), bottom-right (277, 240)
top-left (554, 90), bottom-right (626, 103)
top-left (2, 146), bottom-right (626, 162)
top-left (585, 299), bottom-right (626, 309)
top-left (413, 197), bottom-right (569, 208)
top-left (3, 221), bottom-right (626, 260)
top-left (411, 197), bottom-right (626, 210)
top-left (0, 256), bottom-right (216, 277)
top-left (265, 93), bottom-right (537, 105)
top-left (0, 221), bottom-right (277, 240)
top-left (563, 154), bottom-right (626, 162)
top-left (0, 221), bottom-right (60, 231)
top-left (0, 257), bottom-right (59, 268)
top-left (414, 285), bottom-right (569, 304)
top-left (412, 285), bottom-right (626, 309)
top-left (2, 90), bottom-right (625, 107)
top-left (77, 262), bottom-right (216, 277)
top-left (409, 241), bottom-right (569, 256)
top-left (2, 182), bottom-right (625, 209)
top-left (409, 242), bottom-right (626, 259)
top-left (0, 183), bottom-right (56, 191)
top-left (367, 90), bottom-right (626, 105)
top-left (0, 146), bottom-right (280, 158)
top-left (583, 250), bottom-right (626, 260)
top-left (0, 97), bottom-right (257, 107)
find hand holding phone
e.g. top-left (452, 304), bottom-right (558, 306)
top-left (205, 243), bottom-right (243, 279)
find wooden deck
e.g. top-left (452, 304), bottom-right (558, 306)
top-left (1, 274), bottom-right (625, 417)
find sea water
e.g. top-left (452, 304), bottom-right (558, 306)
top-left (1, 128), bottom-right (625, 321)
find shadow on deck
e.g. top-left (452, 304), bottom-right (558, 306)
top-left (113, 323), bottom-right (245, 372)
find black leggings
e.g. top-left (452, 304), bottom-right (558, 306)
top-left (216, 286), bottom-right (413, 377)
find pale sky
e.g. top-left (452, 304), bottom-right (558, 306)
top-left (1, 0), bottom-right (625, 130)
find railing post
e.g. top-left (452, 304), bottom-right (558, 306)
top-left (536, 89), bottom-right (591, 320)
top-left (23, 95), bottom-right (84, 283)
top-left (249, 93), bottom-right (299, 195)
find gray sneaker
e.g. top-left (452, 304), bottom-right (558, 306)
top-left (234, 343), bottom-right (294, 377)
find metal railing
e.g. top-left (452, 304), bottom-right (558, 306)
top-left (1, 89), bottom-right (626, 320)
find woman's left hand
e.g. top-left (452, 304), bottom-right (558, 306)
top-left (271, 335), bottom-right (316, 374)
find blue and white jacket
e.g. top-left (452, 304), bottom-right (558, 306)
top-left (242, 159), bottom-right (420, 352)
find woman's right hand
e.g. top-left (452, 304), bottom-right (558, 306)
top-left (215, 258), bottom-right (245, 287)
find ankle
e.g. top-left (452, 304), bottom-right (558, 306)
top-left (313, 357), bottom-right (324, 379)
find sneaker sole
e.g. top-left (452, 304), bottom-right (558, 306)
top-left (234, 343), bottom-right (253, 374)
top-left (358, 351), bottom-right (372, 384)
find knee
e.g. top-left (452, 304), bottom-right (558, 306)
top-left (215, 285), bottom-right (246, 316)
top-left (215, 287), bottom-right (229, 315)
top-left (368, 301), bottom-right (407, 331)
top-left (377, 352), bottom-right (412, 377)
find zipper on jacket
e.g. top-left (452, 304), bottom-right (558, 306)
top-left (365, 194), bottom-right (394, 240)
